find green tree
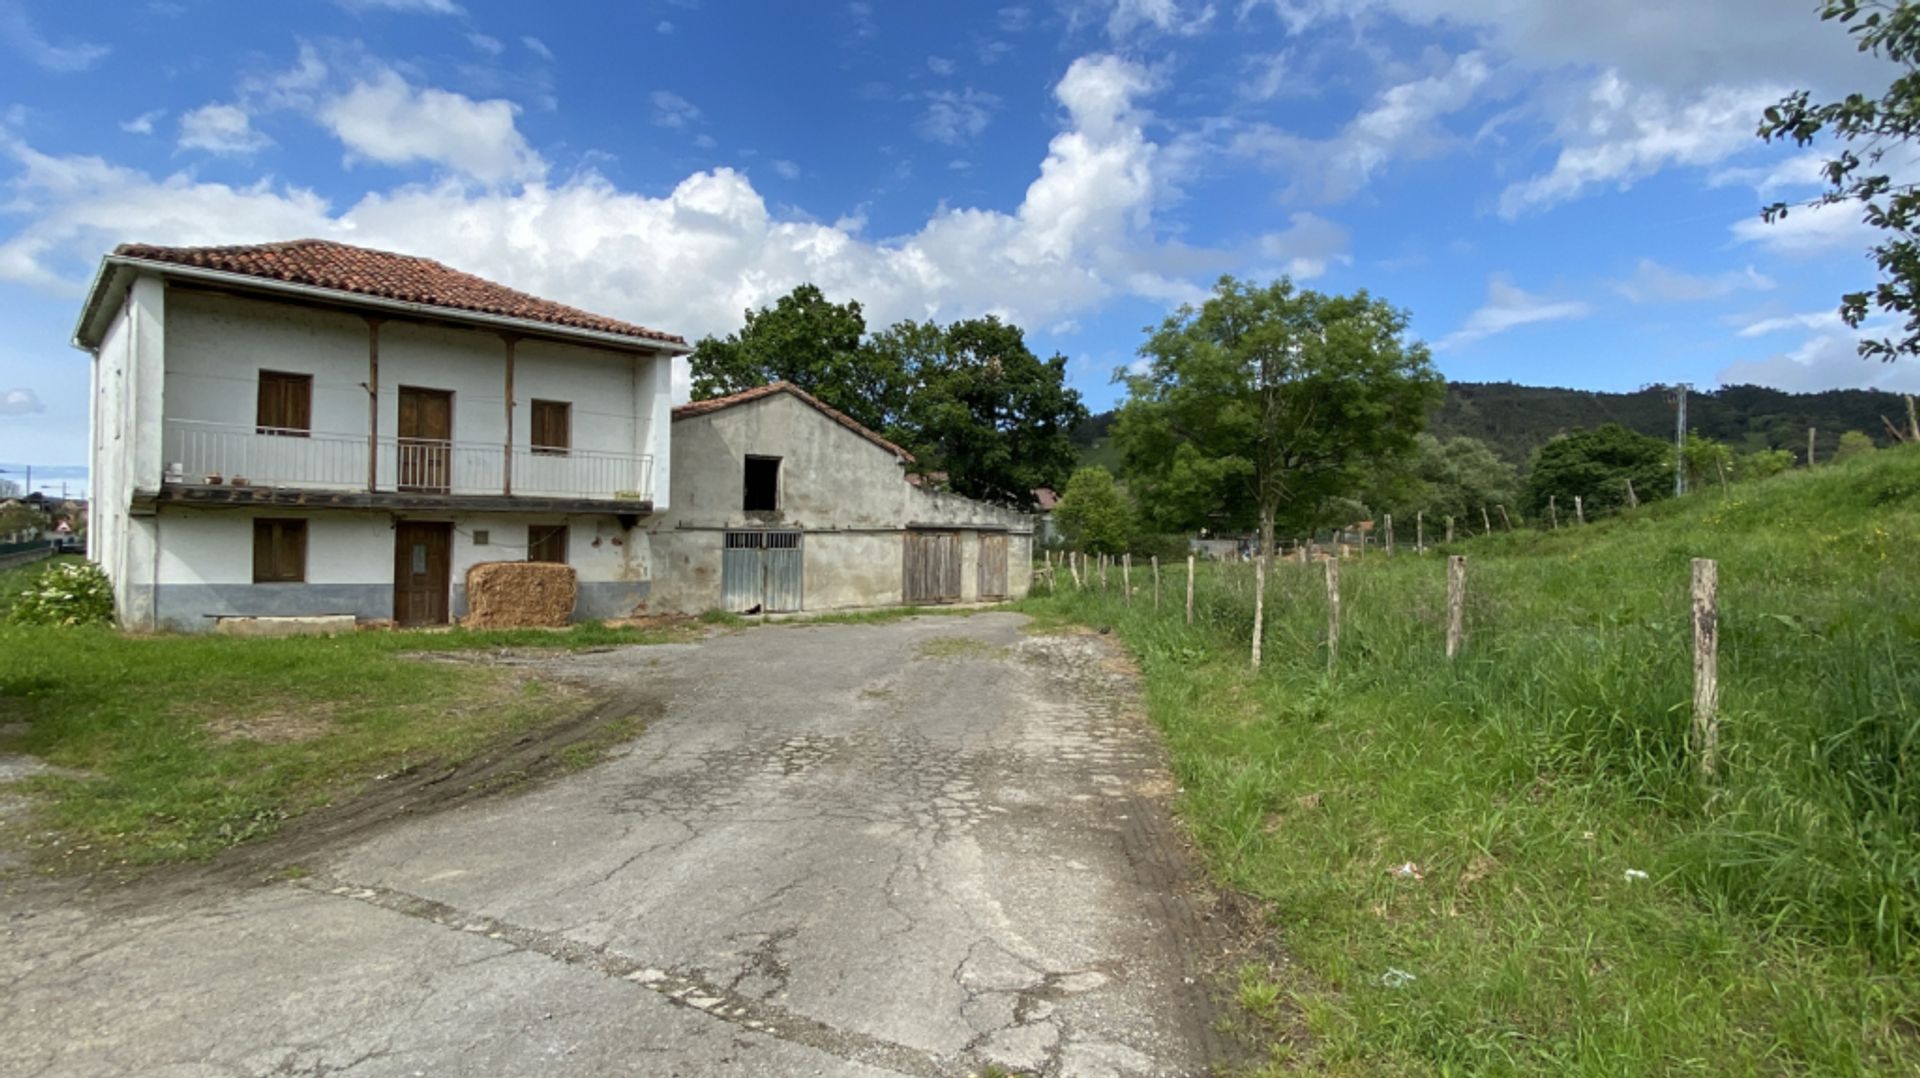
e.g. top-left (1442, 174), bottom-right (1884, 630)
top-left (873, 316), bottom-right (1086, 504)
top-left (688, 284), bottom-right (907, 433)
top-left (1834, 429), bottom-right (1879, 461)
top-left (1682, 432), bottom-right (1734, 493)
top-left (1052, 466), bottom-right (1134, 555)
top-left (1114, 276), bottom-right (1442, 556)
top-left (1373, 434), bottom-right (1520, 526)
top-left (1735, 448), bottom-right (1795, 482)
top-left (1760, 1), bottom-right (1920, 361)
top-left (1526, 424), bottom-right (1673, 516)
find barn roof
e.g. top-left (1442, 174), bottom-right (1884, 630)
top-left (671, 381), bottom-right (915, 463)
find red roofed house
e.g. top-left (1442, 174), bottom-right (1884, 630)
top-left (73, 240), bottom-right (684, 630)
top-left (648, 381), bottom-right (1031, 613)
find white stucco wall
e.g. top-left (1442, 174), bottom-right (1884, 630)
top-left (89, 275), bottom-right (166, 626)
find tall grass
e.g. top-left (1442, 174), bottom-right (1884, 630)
top-left (1021, 445), bottom-right (1920, 1073)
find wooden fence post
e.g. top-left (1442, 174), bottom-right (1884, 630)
top-left (1549, 495), bottom-right (1558, 530)
top-left (1624, 478), bottom-right (1639, 509)
top-left (1481, 506), bottom-right (1493, 534)
top-left (1416, 511), bottom-right (1425, 553)
top-left (1497, 504), bottom-right (1512, 531)
top-left (1445, 555), bottom-right (1466, 661)
top-left (1324, 555), bottom-right (1341, 675)
top-left (1185, 553), bottom-right (1195, 625)
top-left (1445, 516), bottom-right (1455, 543)
top-left (1574, 496), bottom-right (1585, 525)
top-left (1101, 554), bottom-right (1109, 590)
top-left (1152, 555), bottom-right (1161, 609)
top-left (1691, 558), bottom-right (1720, 778)
top-left (1122, 554), bottom-right (1132, 607)
top-left (1252, 554), bottom-right (1266, 670)
top-left (1808, 426), bottom-right (1817, 468)
top-left (1385, 513), bottom-right (1394, 556)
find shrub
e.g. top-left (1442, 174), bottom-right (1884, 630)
top-left (9, 560), bottom-right (114, 627)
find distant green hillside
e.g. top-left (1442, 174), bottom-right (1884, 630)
top-left (1074, 382), bottom-right (1916, 472)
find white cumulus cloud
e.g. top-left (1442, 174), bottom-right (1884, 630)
top-left (1438, 275), bottom-right (1591, 351)
top-left (0, 387), bottom-right (43, 415)
top-left (320, 70), bottom-right (544, 185)
top-left (177, 104), bottom-right (271, 156)
top-left (1611, 259), bottom-right (1773, 304)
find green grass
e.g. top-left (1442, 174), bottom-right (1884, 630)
top-left (0, 616), bottom-right (702, 867)
top-left (1019, 446), bottom-right (1920, 1074)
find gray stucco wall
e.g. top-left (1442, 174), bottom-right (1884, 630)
top-left (647, 390), bottom-right (1033, 615)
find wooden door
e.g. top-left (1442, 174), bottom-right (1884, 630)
top-left (393, 521), bottom-right (452, 626)
top-left (397, 387), bottom-right (453, 492)
top-left (904, 530), bottom-right (961, 604)
top-left (977, 532), bottom-right (1009, 599)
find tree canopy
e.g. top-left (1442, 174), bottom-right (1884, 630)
top-left (688, 284), bottom-right (1085, 504)
top-left (1052, 466), bottom-right (1134, 555)
top-left (1373, 434), bottom-right (1521, 525)
top-left (1760, 0), bottom-right (1920, 361)
top-left (1525, 424), bottom-right (1673, 515)
top-left (1113, 276), bottom-right (1441, 553)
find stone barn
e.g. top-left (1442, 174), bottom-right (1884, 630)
top-left (647, 382), bottom-right (1032, 614)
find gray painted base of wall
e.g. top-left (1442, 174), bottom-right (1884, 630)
top-left (153, 584), bottom-right (392, 632)
top-left (153, 580), bottom-right (650, 632)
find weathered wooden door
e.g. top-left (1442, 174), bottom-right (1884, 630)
top-left (721, 531), bottom-right (804, 613)
top-left (397, 387), bottom-right (453, 492)
top-left (976, 532), bottom-right (1009, 599)
top-left (393, 521), bottom-right (452, 626)
top-left (904, 530), bottom-right (961, 604)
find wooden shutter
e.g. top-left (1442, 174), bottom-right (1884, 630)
top-left (256, 372), bottom-right (312, 436)
top-left (252, 519), bottom-right (308, 582)
top-left (532, 400), bottom-right (570, 456)
top-left (528, 524), bottom-right (569, 564)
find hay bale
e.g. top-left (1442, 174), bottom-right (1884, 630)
top-left (464, 561), bottom-right (577, 629)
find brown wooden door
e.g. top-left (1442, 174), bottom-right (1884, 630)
top-left (393, 521), bottom-right (452, 626)
top-left (904, 530), bottom-right (961, 604)
top-left (977, 532), bottom-right (1009, 599)
top-left (398, 387), bottom-right (453, 492)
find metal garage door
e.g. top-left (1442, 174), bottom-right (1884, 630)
top-left (977, 532), bottom-right (1009, 599)
top-left (904, 530), bottom-right (961, 604)
top-left (722, 530), bottom-right (804, 613)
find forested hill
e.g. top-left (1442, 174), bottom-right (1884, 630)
top-left (1073, 382), bottom-right (1915, 469)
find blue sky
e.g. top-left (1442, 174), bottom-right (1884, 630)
top-left (0, 0), bottom-right (1915, 493)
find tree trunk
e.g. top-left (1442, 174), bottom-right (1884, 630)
top-left (1258, 502), bottom-right (1276, 561)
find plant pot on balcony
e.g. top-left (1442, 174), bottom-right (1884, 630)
top-left (205, 473), bottom-right (224, 485)
top-left (230, 477), bottom-right (251, 488)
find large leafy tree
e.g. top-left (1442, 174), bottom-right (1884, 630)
top-left (1525, 424), bottom-right (1673, 515)
top-left (1370, 434), bottom-right (1521, 525)
top-left (688, 285), bottom-right (907, 434)
top-left (1052, 466), bottom-right (1135, 555)
top-left (1114, 276), bottom-right (1442, 556)
top-left (1760, 1), bottom-right (1920, 361)
top-left (873, 316), bottom-right (1086, 504)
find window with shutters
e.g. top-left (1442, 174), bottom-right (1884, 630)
top-left (252, 518), bottom-right (308, 582)
top-left (531, 399), bottom-right (571, 456)
top-left (528, 524), bottom-right (569, 564)
top-left (256, 371), bottom-right (312, 437)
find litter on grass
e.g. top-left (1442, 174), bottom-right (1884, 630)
top-left (1380, 968), bottom-right (1416, 989)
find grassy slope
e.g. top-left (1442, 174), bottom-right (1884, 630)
top-left (0, 561), bottom-right (702, 866)
top-left (1020, 446), bottom-right (1920, 1074)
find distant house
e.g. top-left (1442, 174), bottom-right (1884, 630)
top-left (1031, 486), bottom-right (1059, 543)
top-left (648, 382), bottom-right (1032, 614)
top-left (73, 240), bottom-right (684, 630)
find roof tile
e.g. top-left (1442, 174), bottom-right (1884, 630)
top-left (114, 239), bottom-right (684, 346)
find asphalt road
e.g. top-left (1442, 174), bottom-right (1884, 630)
top-left (2, 614), bottom-right (1229, 1077)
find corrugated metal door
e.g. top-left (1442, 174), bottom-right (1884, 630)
top-left (721, 531), bottom-right (804, 613)
top-left (977, 532), bottom-right (1009, 599)
top-left (904, 530), bottom-right (961, 604)
top-left (763, 531), bottom-right (803, 612)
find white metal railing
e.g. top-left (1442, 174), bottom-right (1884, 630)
top-left (163, 419), bottom-right (653, 502)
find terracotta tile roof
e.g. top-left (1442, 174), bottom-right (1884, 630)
top-left (113, 239), bottom-right (685, 346)
top-left (1031, 487), bottom-right (1059, 510)
top-left (672, 381), bottom-right (915, 462)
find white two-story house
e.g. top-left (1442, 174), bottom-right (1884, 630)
top-left (72, 239), bottom-right (684, 630)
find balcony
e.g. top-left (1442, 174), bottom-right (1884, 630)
top-left (157, 419), bottom-right (653, 513)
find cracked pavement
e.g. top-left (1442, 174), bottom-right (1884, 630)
top-left (1, 613), bottom-right (1230, 1076)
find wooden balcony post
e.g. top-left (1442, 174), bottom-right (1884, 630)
top-left (502, 335), bottom-right (517, 496)
top-left (365, 317), bottom-right (381, 492)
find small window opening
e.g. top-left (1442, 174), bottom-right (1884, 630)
top-left (744, 456), bottom-right (781, 512)
top-left (528, 524), bottom-right (569, 564)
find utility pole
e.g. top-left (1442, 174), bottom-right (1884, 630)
top-left (1674, 382), bottom-right (1689, 495)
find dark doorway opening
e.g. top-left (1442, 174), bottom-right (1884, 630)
top-left (744, 456), bottom-right (781, 512)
